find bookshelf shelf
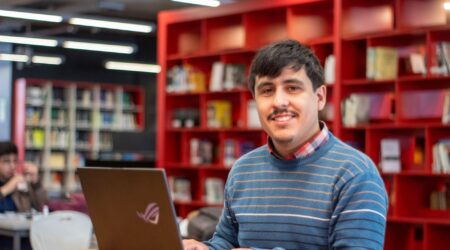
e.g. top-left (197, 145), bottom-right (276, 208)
top-left (158, 0), bottom-right (450, 248)
top-left (13, 78), bottom-right (145, 196)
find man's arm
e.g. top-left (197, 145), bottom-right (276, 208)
top-left (203, 188), bottom-right (240, 250)
top-left (330, 172), bottom-right (388, 249)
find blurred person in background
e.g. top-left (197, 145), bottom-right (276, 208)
top-left (0, 141), bottom-right (47, 213)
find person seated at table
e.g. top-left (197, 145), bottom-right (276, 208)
top-left (0, 141), bottom-right (47, 213)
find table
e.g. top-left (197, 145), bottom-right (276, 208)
top-left (0, 213), bottom-right (39, 250)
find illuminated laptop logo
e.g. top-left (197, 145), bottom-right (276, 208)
top-left (136, 202), bottom-right (160, 225)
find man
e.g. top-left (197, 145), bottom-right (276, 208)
top-left (0, 142), bottom-right (47, 213)
top-left (183, 40), bottom-right (388, 250)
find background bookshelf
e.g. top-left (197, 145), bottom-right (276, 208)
top-left (14, 78), bottom-right (145, 197)
top-left (158, 0), bottom-right (450, 249)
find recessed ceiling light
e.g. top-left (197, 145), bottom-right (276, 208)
top-left (171, 0), bottom-right (221, 7)
top-left (63, 40), bottom-right (135, 54)
top-left (69, 17), bottom-right (153, 33)
top-left (0, 35), bottom-right (58, 47)
top-left (105, 61), bottom-right (161, 73)
top-left (0, 9), bottom-right (63, 22)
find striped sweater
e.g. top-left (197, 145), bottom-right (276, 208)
top-left (205, 133), bottom-right (388, 250)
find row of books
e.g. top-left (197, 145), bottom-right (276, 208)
top-left (170, 100), bottom-right (260, 129)
top-left (341, 89), bottom-right (450, 126)
top-left (167, 63), bottom-right (246, 93)
top-left (26, 128), bottom-right (45, 148)
top-left (430, 183), bottom-right (450, 211)
top-left (190, 138), bottom-right (214, 165)
top-left (341, 93), bottom-right (394, 127)
top-left (50, 129), bottom-right (69, 149)
top-left (210, 62), bottom-right (246, 92)
top-left (400, 89), bottom-right (450, 123)
top-left (172, 108), bottom-right (200, 128)
top-left (77, 89), bottom-right (137, 108)
top-left (26, 107), bottom-right (44, 125)
top-left (432, 42), bottom-right (450, 75)
top-left (51, 108), bottom-right (67, 126)
top-left (366, 45), bottom-right (426, 80)
top-left (207, 100), bottom-right (232, 128)
top-left (26, 86), bottom-right (47, 106)
top-left (168, 176), bottom-right (225, 204)
top-left (167, 64), bottom-right (206, 93)
top-left (52, 87), bottom-right (67, 106)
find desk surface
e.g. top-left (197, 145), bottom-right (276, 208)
top-left (0, 213), bottom-right (41, 231)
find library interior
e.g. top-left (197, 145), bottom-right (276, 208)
top-left (0, 0), bottom-right (450, 249)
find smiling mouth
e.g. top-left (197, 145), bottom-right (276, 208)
top-left (268, 112), bottom-right (297, 122)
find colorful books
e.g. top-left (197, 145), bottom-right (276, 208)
top-left (207, 100), bottom-right (232, 128)
top-left (366, 47), bottom-right (398, 80)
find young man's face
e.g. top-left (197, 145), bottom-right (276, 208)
top-left (0, 154), bottom-right (18, 180)
top-left (254, 67), bottom-right (326, 154)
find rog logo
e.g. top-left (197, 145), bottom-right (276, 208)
top-left (136, 202), bottom-right (160, 225)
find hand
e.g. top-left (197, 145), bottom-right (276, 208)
top-left (23, 162), bottom-right (39, 184)
top-left (1, 174), bottom-right (25, 196)
top-left (182, 239), bottom-right (209, 250)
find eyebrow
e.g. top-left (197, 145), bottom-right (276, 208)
top-left (256, 78), bottom-right (305, 90)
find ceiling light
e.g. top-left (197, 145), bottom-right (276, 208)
top-left (444, 2), bottom-right (450, 10)
top-left (62, 41), bottom-right (135, 54)
top-left (171, 0), bottom-right (221, 7)
top-left (32, 55), bottom-right (64, 65)
top-left (104, 61), bottom-right (161, 73)
top-left (0, 35), bottom-right (58, 47)
top-left (69, 17), bottom-right (153, 33)
top-left (0, 9), bottom-right (63, 22)
top-left (0, 53), bottom-right (28, 62)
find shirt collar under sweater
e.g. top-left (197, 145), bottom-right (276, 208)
top-left (267, 121), bottom-right (330, 160)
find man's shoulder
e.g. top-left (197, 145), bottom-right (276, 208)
top-left (228, 145), bottom-right (268, 173)
top-left (237, 144), bottom-right (268, 161)
top-left (327, 137), bottom-right (378, 174)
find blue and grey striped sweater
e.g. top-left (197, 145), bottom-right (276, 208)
top-left (205, 133), bottom-right (388, 250)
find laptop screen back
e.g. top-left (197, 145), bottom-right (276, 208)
top-left (78, 167), bottom-right (183, 250)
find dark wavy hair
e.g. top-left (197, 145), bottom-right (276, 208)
top-left (248, 39), bottom-right (324, 95)
top-left (0, 142), bottom-right (18, 157)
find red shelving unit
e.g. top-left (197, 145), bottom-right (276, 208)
top-left (157, 0), bottom-right (450, 248)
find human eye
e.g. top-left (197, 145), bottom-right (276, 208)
top-left (286, 85), bottom-right (301, 93)
top-left (258, 86), bottom-right (274, 96)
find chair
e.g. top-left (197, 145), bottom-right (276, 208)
top-left (30, 210), bottom-right (93, 250)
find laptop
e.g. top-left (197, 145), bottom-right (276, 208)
top-left (78, 167), bottom-right (183, 250)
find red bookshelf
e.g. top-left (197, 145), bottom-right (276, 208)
top-left (157, 0), bottom-right (450, 248)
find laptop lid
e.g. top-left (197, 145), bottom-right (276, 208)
top-left (78, 167), bottom-right (183, 250)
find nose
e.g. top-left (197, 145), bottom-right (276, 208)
top-left (273, 88), bottom-right (289, 108)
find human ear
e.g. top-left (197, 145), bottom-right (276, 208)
top-left (316, 85), bottom-right (327, 111)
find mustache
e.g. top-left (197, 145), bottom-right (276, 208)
top-left (267, 108), bottom-right (297, 120)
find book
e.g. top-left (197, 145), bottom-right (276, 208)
top-left (400, 89), bottom-right (447, 120)
top-left (367, 47), bottom-right (398, 80)
top-left (169, 177), bottom-right (192, 202)
top-left (49, 152), bottom-right (66, 170)
top-left (210, 62), bottom-right (225, 92)
top-left (374, 47), bottom-right (398, 80)
top-left (397, 45), bottom-right (426, 75)
top-left (205, 177), bottom-right (224, 204)
top-left (380, 138), bottom-right (401, 173)
top-left (443, 89), bottom-right (450, 124)
top-left (324, 54), bottom-right (335, 84)
top-left (207, 100), bottom-right (232, 128)
top-left (190, 138), bottom-right (214, 165)
top-left (223, 64), bottom-right (246, 90)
